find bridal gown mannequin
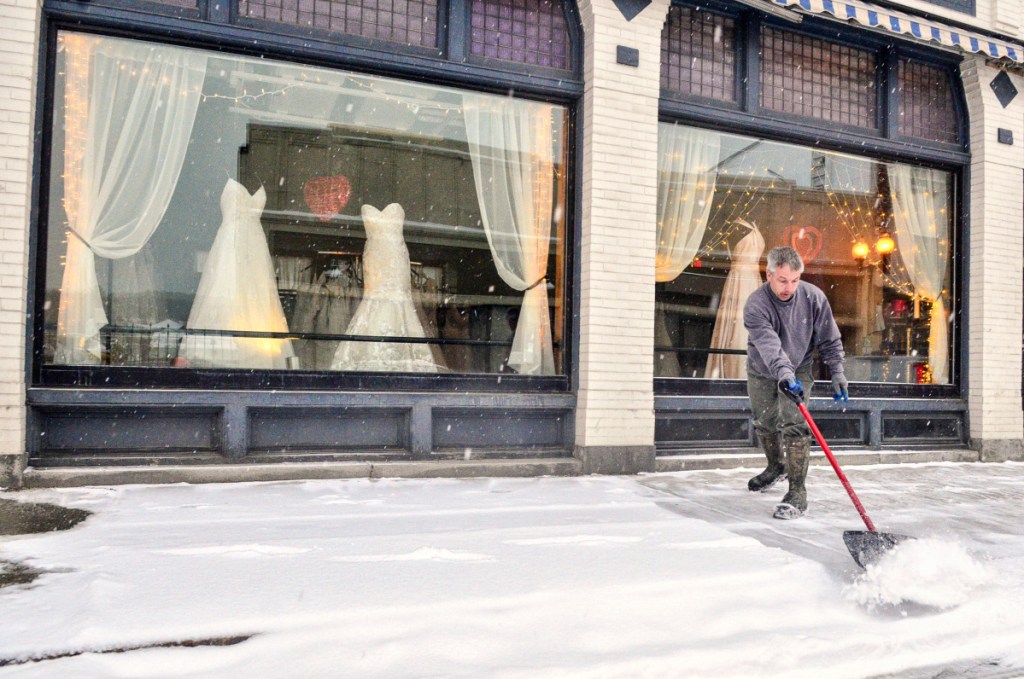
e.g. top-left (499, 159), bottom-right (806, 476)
top-left (705, 219), bottom-right (764, 380)
top-left (331, 203), bottom-right (439, 372)
top-left (179, 178), bottom-right (294, 369)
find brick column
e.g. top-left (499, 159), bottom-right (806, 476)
top-left (0, 0), bottom-right (39, 487)
top-left (573, 0), bottom-right (668, 473)
top-left (961, 57), bottom-right (1024, 461)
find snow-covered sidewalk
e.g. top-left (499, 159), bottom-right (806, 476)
top-left (1, 461), bottom-right (1023, 678)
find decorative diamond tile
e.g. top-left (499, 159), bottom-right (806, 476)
top-left (612, 0), bottom-right (651, 21)
top-left (990, 70), bottom-right (1018, 109)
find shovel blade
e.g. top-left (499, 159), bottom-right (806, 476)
top-left (843, 530), bottom-right (912, 569)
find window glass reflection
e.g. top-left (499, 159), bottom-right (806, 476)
top-left (45, 33), bottom-right (567, 375)
top-left (656, 123), bottom-right (954, 385)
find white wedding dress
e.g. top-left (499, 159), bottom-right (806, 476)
top-left (331, 203), bottom-right (439, 372)
top-left (178, 178), bottom-right (294, 369)
top-left (705, 220), bottom-right (765, 380)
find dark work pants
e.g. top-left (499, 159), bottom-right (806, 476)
top-left (747, 364), bottom-right (814, 440)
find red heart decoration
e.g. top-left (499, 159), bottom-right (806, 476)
top-left (784, 225), bottom-right (823, 263)
top-left (303, 175), bottom-right (352, 222)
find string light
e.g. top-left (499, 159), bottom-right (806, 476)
top-left (696, 163), bottom-right (777, 259)
top-left (201, 84), bottom-right (295, 104)
top-left (55, 33), bottom-right (96, 339)
top-left (817, 154), bottom-right (925, 297)
top-left (61, 34), bottom-right (92, 232)
top-left (674, 143), bottom-right (945, 304)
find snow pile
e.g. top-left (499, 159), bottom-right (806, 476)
top-left (844, 537), bottom-right (992, 609)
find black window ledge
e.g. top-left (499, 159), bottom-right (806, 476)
top-left (37, 365), bottom-right (570, 393)
top-left (655, 377), bottom-right (961, 399)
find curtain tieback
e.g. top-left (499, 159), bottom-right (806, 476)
top-left (524, 276), bottom-right (547, 292)
top-left (66, 226), bottom-right (96, 253)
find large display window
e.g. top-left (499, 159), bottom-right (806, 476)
top-left (655, 124), bottom-right (955, 385)
top-left (42, 32), bottom-right (568, 376)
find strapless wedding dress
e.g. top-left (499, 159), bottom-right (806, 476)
top-left (706, 221), bottom-right (764, 379)
top-left (331, 203), bottom-right (439, 372)
top-left (179, 178), bottom-right (294, 369)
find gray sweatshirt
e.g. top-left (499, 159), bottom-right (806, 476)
top-left (743, 280), bottom-right (845, 383)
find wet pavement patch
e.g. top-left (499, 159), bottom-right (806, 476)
top-left (0, 560), bottom-right (44, 588)
top-left (0, 635), bottom-right (255, 667)
top-left (868, 658), bottom-right (1014, 678)
top-left (1, 498), bottom-right (91, 588)
top-left (0, 498), bottom-right (91, 536)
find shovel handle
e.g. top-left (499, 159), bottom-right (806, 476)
top-left (795, 401), bottom-right (877, 533)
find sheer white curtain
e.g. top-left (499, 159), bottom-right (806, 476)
top-left (55, 34), bottom-right (207, 363)
top-left (888, 164), bottom-right (950, 384)
top-left (463, 95), bottom-right (557, 375)
top-left (656, 124), bottom-right (720, 282)
top-left (655, 124), bottom-right (720, 377)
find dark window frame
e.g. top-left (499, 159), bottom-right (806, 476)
top-left (30, 0), bottom-right (582, 392)
top-left (230, 0), bottom-right (445, 59)
top-left (656, 0), bottom-right (967, 401)
top-left (660, 4), bottom-right (741, 107)
top-left (758, 22), bottom-right (881, 133)
top-left (41, 0), bottom-right (582, 91)
top-left (894, 54), bottom-right (963, 146)
top-left (661, 0), bottom-right (967, 156)
top-left (462, 0), bottom-right (575, 76)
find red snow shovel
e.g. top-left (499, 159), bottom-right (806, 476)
top-left (781, 389), bottom-right (912, 568)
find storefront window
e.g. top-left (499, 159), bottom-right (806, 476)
top-left (655, 123), bottom-right (955, 385)
top-left (44, 32), bottom-right (567, 375)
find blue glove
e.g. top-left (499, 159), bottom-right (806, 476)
top-left (778, 378), bottom-right (804, 400)
top-left (831, 374), bottom-right (849, 403)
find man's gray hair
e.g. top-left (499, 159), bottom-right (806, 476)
top-left (766, 246), bottom-right (804, 274)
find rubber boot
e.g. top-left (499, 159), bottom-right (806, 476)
top-left (748, 432), bottom-right (786, 492)
top-left (773, 436), bottom-right (810, 520)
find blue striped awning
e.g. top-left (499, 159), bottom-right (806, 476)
top-left (772, 0), bottom-right (1024, 64)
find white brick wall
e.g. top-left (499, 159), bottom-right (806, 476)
top-left (0, 0), bottom-right (37, 472)
top-left (961, 56), bottom-right (1024, 443)
top-left (574, 0), bottom-right (669, 448)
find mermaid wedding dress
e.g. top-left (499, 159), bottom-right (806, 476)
top-left (331, 203), bottom-right (439, 372)
top-left (179, 178), bottom-right (294, 369)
